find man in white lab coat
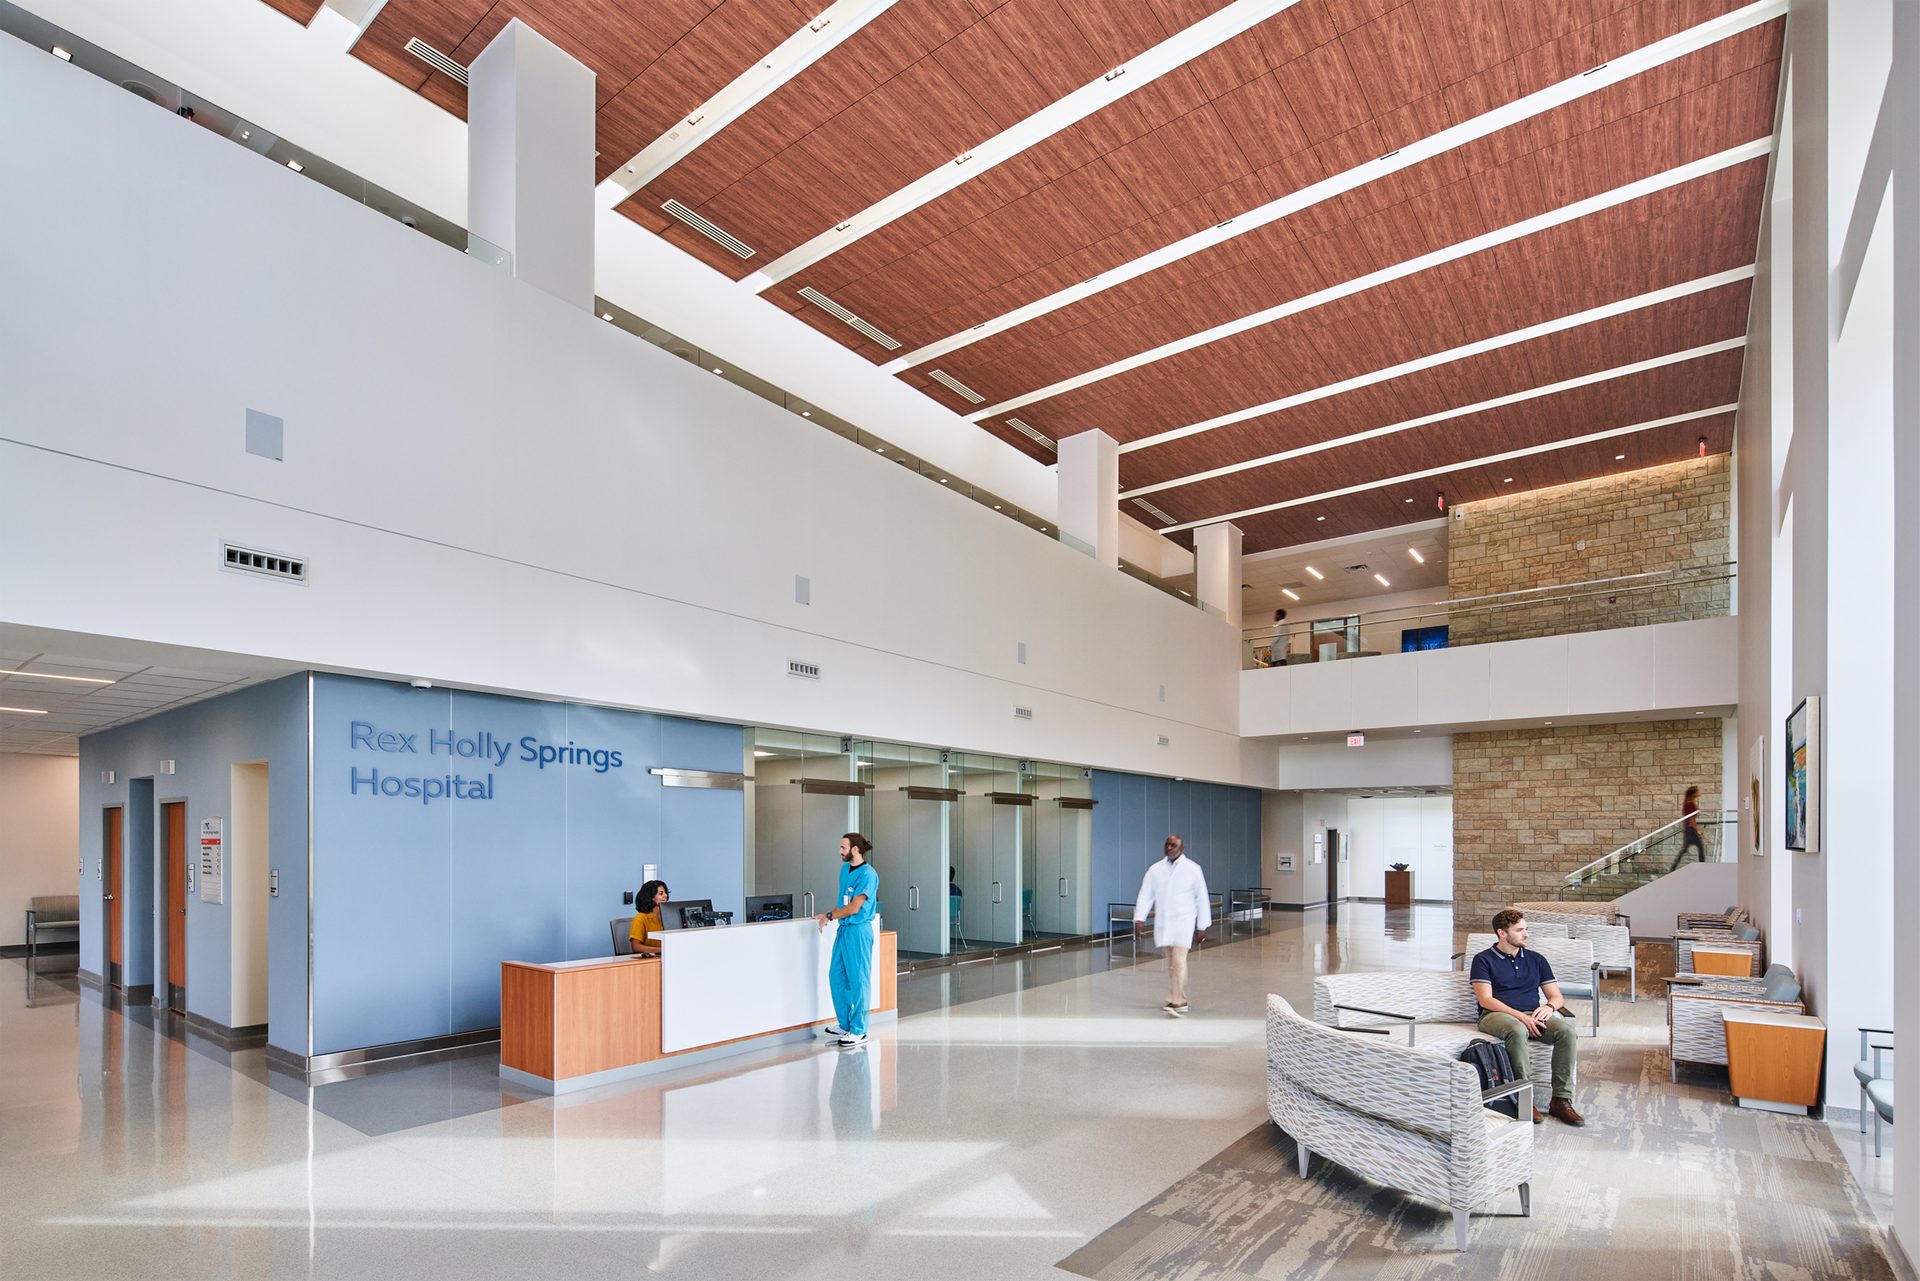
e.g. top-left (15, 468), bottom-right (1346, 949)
top-left (1133, 834), bottom-right (1211, 1015)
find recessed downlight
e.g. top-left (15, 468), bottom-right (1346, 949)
top-left (1316, 515), bottom-right (1326, 521)
top-left (1304, 566), bottom-right (1324, 580)
top-left (286, 158), bottom-right (304, 172)
top-left (1615, 453), bottom-right (1626, 460)
top-left (52, 45), bottom-right (72, 61)
top-left (601, 312), bottom-right (613, 321)
top-left (1502, 476), bottom-right (1513, 483)
top-left (1281, 589), bottom-right (1300, 601)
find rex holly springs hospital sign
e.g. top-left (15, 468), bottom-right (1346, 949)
top-left (346, 722), bottom-right (625, 804)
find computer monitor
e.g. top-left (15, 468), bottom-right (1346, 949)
top-left (660, 899), bottom-right (716, 929)
top-left (744, 894), bottom-right (794, 923)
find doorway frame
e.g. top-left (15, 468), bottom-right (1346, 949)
top-left (102, 804), bottom-right (124, 989)
top-left (160, 797), bottom-right (189, 1013)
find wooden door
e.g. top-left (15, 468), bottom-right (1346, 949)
top-left (105, 807), bottom-right (123, 980)
top-left (165, 803), bottom-right (187, 1003)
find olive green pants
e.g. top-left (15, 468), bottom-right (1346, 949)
top-left (1478, 1010), bottom-right (1578, 1100)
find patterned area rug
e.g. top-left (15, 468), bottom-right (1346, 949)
top-left (1058, 994), bottom-right (1896, 1279)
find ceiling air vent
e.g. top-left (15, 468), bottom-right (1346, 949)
top-left (1156, 734), bottom-right (1171, 747)
top-left (927, 370), bottom-right (985, 404)
top-left (1012, 706), bottom-right (1034, 721)
top-left (796, 287), bottom-right (901, 350)
top-left (787, 659), bottom-right (820, 680)
top-left (222, 543), bottom-right (306, 583)
top-left (1006, 418), bottom-right (1055, 451)
top-left (1131, 497), bottom-right (1176, 526)
top-left (403, 38), bottom-right (469, 86)
top-left (1343, 563), bottom-right (1371, 574)
top-left (662, 199), bottom-right (755, 260)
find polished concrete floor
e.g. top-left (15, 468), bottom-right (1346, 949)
top-left (0, 907), bottom-right (1891, 1279)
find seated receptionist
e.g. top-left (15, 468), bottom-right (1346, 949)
top-left (630, 880), bottom-right (670, 956)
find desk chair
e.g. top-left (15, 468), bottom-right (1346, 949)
top-left (949, 898), bottom-right (967, 948)
top-left (610, 917), bottom-right (635, 956)
top-left (1022, 889), bottom-right (1035, 932)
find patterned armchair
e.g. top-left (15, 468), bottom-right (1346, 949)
top-left (1676, 905), bottom-right (1753, 932)
top-left (1565, 920), bottom-right (1637, 1000)
top-left (1667, 966), bottom-right (1804, 1078)
top-left (1673, 920), bottom-right (1763, 976)
top-left (1511, 901), bottom-right (1628, 929)
top-left (1312, 971), bottom-right (1570, 1102)
top-left (1461, 935), bottom-right (1599, 1035)
top-left (1268, 994), bottom-right (1532, 1251)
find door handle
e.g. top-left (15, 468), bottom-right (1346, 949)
top-left (909, 885), bottom-right (920, 911)
top-left (1059, 877), bottom-right (1067, 898)
top-left (179, 907), bottom-right (187, 915)
top-left (992, 881), bottom-right (1002, 904)
top-left (102, 894), bottom-right (114, 902)
top-left (803, 891), bottom-right (814, 915)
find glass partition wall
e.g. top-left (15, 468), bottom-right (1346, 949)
top-left (748, 730), bottom-right (1092, 965)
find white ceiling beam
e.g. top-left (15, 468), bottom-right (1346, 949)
top-left (894, 0), bottom-right (1785, 373)
top-left (1115, 266), bottom-right (1756, 460)
top-left (969, 137), bottom-right (1773, 422)
top-left (597, 0), bottom-right (904, 210)
top-left (743, 0), bottom-right (1305, 287)
top-left (1159, 404), bottom-right (1737, 534)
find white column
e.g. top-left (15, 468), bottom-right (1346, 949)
top-left (1056, 430), bottom-right (1118, 566)
top-left (467, 19), bottom-right (595, 310)
top-left (1193, 522), bottom-right (1243, 626)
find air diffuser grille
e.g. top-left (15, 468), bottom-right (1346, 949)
top-left (1131, 498), bottom-right (1176, 526)
top-left (662, 199), bottom-right (755, 259)
top-left (404, 39), bottom-right (468, 85)
top-left (222, 543), bottom-right (306, 583)
top-left (797, 287), bottom-right (901, 350)
top-left (1006, 418), bottom-right (1055, 451)
top-left (927, 370), bottom-right (985, 403)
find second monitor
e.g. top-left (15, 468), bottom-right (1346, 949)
top-left (744, 894), bottom-right (794, 923)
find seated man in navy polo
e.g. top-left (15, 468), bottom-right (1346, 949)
top-left (1470, 908), bottom-right (1586, 1126)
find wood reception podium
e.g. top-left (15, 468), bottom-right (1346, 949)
top-left (500, 920), bottom-right (897, 1094)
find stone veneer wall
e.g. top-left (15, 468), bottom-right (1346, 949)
top-left (1452, 718), bottom-right (1723, 928)
top-left (1447, 455), bottom-right (1731, 645)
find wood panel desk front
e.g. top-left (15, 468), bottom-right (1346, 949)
top-left (502, 927), bottom-right (897, 1094)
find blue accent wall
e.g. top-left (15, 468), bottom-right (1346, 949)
top-left (1090, 771), bottom-right (1262, 926)
top-left (78, 675), bottom-right (310, 1046)
top-left (309, 675), bottom-right (745, 1056)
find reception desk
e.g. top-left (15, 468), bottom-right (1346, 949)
top-left (500, 921), bottom-right (897, 1094)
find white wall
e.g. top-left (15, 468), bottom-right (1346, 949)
top-left (1268, 735), bottom-right (1452, 791)
top-left (0, 754), bottom-right (79, 947)
top-left (1302, 794), bottom-right (1350, 902)
top-left (1340, 795), bottom-right (1452, 901)
top-left (1616, 861), bottom-right (1739, 941)
top-left (229, 760), bottom-right (269, 1028)
top-left (1240, 616), bottom-right (1736, 738)
top-left (0, 40), bottom-right (1263, 791)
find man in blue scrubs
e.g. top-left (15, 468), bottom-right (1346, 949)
top-left (816, 832), bottom-right (879, 1047)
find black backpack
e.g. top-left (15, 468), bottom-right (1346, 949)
top-left (1458, 1040), bottom-right (1521, 1118)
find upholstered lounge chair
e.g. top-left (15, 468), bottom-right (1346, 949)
top-left (1268, 994), bottom-right (1533, 1251)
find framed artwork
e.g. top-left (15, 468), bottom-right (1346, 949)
top-left (1748, 736), bottom-right (1764, 856)
top-left (1785, 697), bottom-right (1819, 853)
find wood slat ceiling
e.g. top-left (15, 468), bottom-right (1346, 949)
top-left (289, 0), bottom-right (1783, 556)
top-left (771, 3), bottom-right (1775, 358)
top-left (258, 0), bottom-right (323, 25)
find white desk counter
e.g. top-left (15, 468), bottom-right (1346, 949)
top-left (500, 923), bottom-right (896, 1094)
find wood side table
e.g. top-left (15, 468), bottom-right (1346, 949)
top-left (1690, 945), bottom-right (1752, 977)
top-left (1384, 870), bottom-right (1412, 906)
top-left (1723, 1007), bottom-right (1826, 1114)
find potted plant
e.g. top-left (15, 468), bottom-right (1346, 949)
top-left (1385, 862), bottom-right (1413, 906)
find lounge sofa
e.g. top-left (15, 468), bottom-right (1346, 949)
top-left (1268, 994), bottom-right (1532, 1251)
top-left (1313, 971), bottom-right (1574, 1102)
top-left (1673, 920), bottom-right (1764, 976)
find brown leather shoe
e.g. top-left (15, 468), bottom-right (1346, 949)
top-left (1532, 1108), bottom-right (1546, 1125)
top-left (1549, 1097), bottom-right (1586, 1127)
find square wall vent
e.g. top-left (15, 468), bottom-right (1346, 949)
top-left (788, 659), bottom-right (821, 680)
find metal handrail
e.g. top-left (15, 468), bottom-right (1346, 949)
top-left (1562, 811), bottom-right (1737, 884)
top-left (1242, 560), bottom-right (1736, 650)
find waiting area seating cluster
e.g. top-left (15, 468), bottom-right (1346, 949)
top-left (1263, 900), bottom-right (1897, 1250)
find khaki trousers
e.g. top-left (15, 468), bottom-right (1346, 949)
top-left (1165, 944), bottom-right (1190, 1007)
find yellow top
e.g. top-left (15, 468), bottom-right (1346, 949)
top-left (629, 910), bottom-right (664, 951)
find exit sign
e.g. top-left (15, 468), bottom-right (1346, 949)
top-left (1346, 733), bottom-right (1366, 748)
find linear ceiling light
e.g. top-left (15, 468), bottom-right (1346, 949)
top-left (1118, 269), bottom-right (1753, 466)
top-left (747, 0), bottom-right (1304, 288)
top-left (1304, 566), bottom-right (1324, 580)
top-left (1161, 404), bottom-right (1735, 533)
top-left (1, 670), bottom-right (115, 685)
top-left (1281, 588), bottom-right (1300, 601)
top-left (600, 0), bottom-right (902, 205)
top-left (1408, 548), bottom-right (1425, 564)
top-left (892, 0), bottom-right (1785, 372)
top-left (971, 138), bottom-right (1771, 421)
top-left (1121, 331), bottom-right (1748, 497)
top-left (0, 706), bottom-right (50, 715)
